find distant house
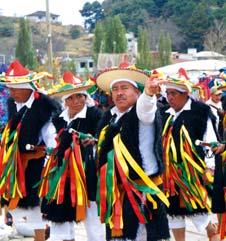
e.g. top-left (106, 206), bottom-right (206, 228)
top-left (74, 56), bottom-right (94, 75)
top-left (26, 11), bottom-right (60, 23)
top-left (193, 51), bottom-right (225, 61)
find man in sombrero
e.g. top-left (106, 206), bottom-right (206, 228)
top-left (0, 60), bottom-right (59, 240)
top-left (39, 71), bottom-right (105, 241)
top-left (138, 72), bottom-right (220, 241)
top-left (96, 67), bottom-right (170, 241)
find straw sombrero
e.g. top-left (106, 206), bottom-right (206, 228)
top-left (0, 60), bottom-right (44, 85)
top-left (164, 68), bottom-right (193, 93)
top-left (48, 71), bottom-right (94, 98)
top-left (96, 67), bottom-right (149, 93)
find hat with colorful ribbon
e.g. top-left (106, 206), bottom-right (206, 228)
top-left (48, 71), bottom-right (94, 98)
top-left (96, 66), bottom-right (149, 93)
top-left (0, 60), bottom-right (44, 90)
top-left (165, 68), bottom-right (193, 93)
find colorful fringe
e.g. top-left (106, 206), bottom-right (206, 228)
top-left (0, 120), bottom-right (26, 209)
top-left (162, 115), bottom-right (212, 212)
top-left (38, 130), bottom-right (89, 221)
top-left (97, 132), bottom-right (169, 236)
top-left (218, 151), bottom-right (226, 240)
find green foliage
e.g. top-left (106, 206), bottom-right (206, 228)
top-left (97, 0), bottom-right (226, 52)
top-left (80, 1), bottom-right (104, 32)
top-left (93, 22), bottom-right (104, 63)
top-left (158, 32), bottom-right (172, 67)
top-left (0, 19), bottom-right (14, 37)
top-left (102, 0), bottom-right (158, 34)
top-left (69, 26), bottom-right (80, 39)
top-left (136, 27), bottom-right (152, 70)
top-left (15, 18), bottom-right (38, 70)
top-left (182, 2), bottom-right (213, 50)
top-left (102, 16), bottom-right (127, 53)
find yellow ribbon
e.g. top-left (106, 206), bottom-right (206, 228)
top-left (113, 134), bottom-right (169, 207)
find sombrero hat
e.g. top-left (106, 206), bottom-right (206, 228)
top-left (96, 67), bottom-right (149, 93)
top-left (48, 71), bottom-right (94, 98)
top-left (164, 68), bottom-right (193, 93)
top-left (0, 60), bottom-right (44, 86)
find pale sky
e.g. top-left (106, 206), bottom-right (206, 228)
top-left (0, 0), bottom-right (103, 26)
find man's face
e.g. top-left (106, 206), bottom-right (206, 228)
top-left (166, 88), bottom-right (189, 112)
top-left (65, 93), bottom-right (86, 117)
top-left (111, 81), bottom-right (140, 112)
top-left (211, 93), bottom-right (222, 104)
top-left (9, 88), bottom-right (33, 103)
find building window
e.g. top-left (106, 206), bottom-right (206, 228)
top-left (80, 62), bottom-right (86, 68)
top-left (89, 62), bottom-right (93, 68)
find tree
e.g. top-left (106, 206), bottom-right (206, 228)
top-left (0, 19), bottom-right (14, 37)
top-left (112, 16), bottom-right (127, 53)
top-left (15, 18), bottom-right (38, 70)
top-left (103, 16), bottom-right (127, 53)
top-left (158, 32), bottom-right (172, 67)
top-left (102, 0), bottom-right (158, 34)
top-left (93, 22), bottom-right (104, 63)
top-left (136, 27), bottom-right (152, 70)
top-left (183, 2), bottom-right (213, 50)
top-left (69, 26), bottom-right (80, 39)
top-left (80, 1), bottom-right (104, 32)
top-left (204, 19), bottom-right (226, 54)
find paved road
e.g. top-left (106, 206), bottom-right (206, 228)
top-left (1, 214), bottom-right (223, 241)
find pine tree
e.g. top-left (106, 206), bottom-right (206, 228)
top-left (15, 18), bottom-right (38, 70)
top-left (93, 22), bottom-right (104, 63)
top-left (136, 27), bottom-right (152, 70)
top-left (103, 16), bottom-right (127, 53)
top-left (158, 32), bottom-right (172, 67)
top-left (113, 16), bottom-right (127, 53)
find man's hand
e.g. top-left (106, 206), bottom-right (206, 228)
top-left (81, 138), bottom-right (95, 147)
top-left (144, 77), bottom-right (165, 96)
top-left (212, 143), bottom-right (225, 154)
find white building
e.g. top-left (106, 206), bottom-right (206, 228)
top-left (26, 11), bottom-right (60, 23)
top-left (177, 49), bottom-right (225, 62)
top-left (74, 56), bottom-right (94, 75)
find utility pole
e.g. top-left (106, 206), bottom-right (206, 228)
top-left (46, 0), bottom-right (53, 74)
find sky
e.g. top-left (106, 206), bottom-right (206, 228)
top-left (0, 0), bottom-right (103, 26)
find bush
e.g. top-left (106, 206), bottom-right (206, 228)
top-left (69, 26), bottom-right (80, 39)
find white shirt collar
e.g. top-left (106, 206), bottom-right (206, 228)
top-left (15, 91), bottom-right (35, 112)
top-left (166, 98), bottom-right (191, 120)
top-left (59, 105), bottom-right (87, 124)
top-left (110, 106), bottom-right (132, 122)
top-left (206, 99), bottom-right (222, 109)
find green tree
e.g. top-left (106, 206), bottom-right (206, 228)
top-left (15, 18), bottom-right (38, 70)
top-left (102, 0), bottom-right (157, 34)
top-left (103, 16), bottom-right (127, 53)
top-left (158, 32), bottom-right (172, 67)
top-left (80, 1), bottom-right (104, 32)
top-left (183, 2), bottom-right (213, 50)
top-left (0, 19), bottom-right (14, 37)
top-left (93, 22), bottom-right (104, 63)
top-left (136, 27), bottom-right (152, 70)
top-left (69, 26), bottom-right (80, 39)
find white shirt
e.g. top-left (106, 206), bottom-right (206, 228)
top-left (15, 91), bottom-right (57, 149)
top-left (165, 98), bottom-right (216, 169)
top-left (59, 105), bottom-right (87, 124)
top-left (206, 98), bottom-right (222, 129)
top-left (113, 92), bottom-right (158, 175)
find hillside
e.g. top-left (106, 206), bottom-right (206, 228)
top-left (0, 16), bottom-right (93, 63)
